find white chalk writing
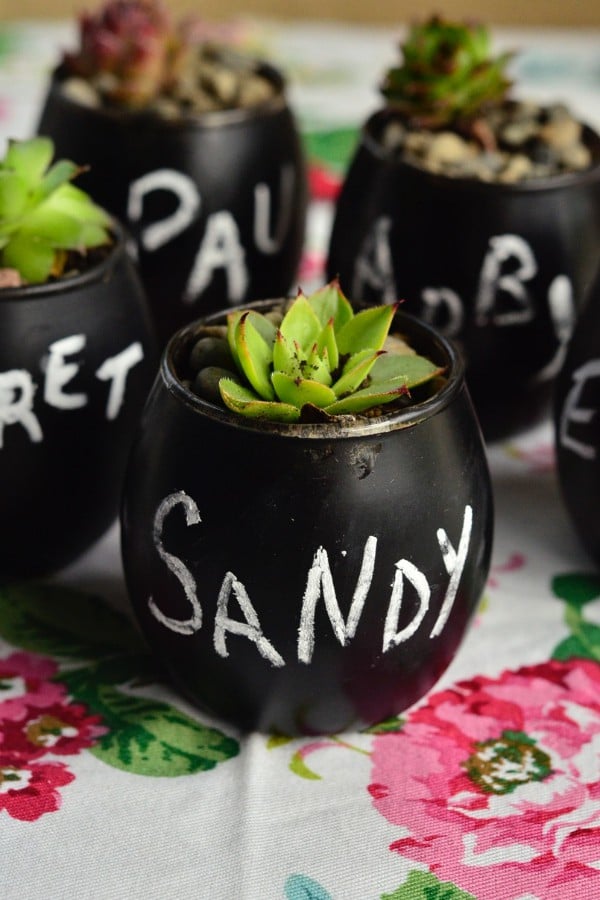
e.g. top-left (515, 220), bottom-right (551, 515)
top-left (148, 490), bottom-right (474, 667)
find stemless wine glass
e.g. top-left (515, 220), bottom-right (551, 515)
top-left (121, 302), bottom-right (494, 734)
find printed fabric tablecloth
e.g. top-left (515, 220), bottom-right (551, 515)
top-left (1, 18), bottom-right (600, 900)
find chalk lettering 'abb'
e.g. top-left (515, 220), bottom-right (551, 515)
top-left (354, 222), bottom-right (575, 376)
top-left (147, 490), bottom-right (473, 667)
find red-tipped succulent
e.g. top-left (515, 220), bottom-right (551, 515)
top-left (62, 0), bottom-right (188, 108)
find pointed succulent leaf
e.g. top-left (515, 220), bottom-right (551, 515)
top-left (3, 137), bottom-right (54, 185)
top-left (280, 295), bottom-right (323, 352)
top-left (324, 378), bottom-right (410, 415)
top-left (332, 349), bottom-right (383, 397)
top-left (303, 343), bottom-right (333, 386)
top-left (369, 352), bottom-right (444, 387)
top-left (307, 280), bottom-right (354, 330)
top-left (235, 312), bottom-right (275, 400)
top-left (18, 207), bottom-right (87, 247)
top-left (2, 234), bottom-right (56, 284)
top-left (272, 330), bottom-right (302, 378)
top-left (336, 303), bottom-right (397, 355)
top-left (34, 159), bottom-right (80, 203)
top-left (0, 171), bottom-right (29, 222)
top-left (219, 378), bottom-right (300, 422)
top-left (49, 183), bottom-right (112, 226)
top-left (246, 309), bottom-right (278, 346)
top-left (271, 372), bottom-right (337, 409)
top-left (316, 318), bottom-right (339, 372)
top-left (226, 309), bottom-right (245, 370)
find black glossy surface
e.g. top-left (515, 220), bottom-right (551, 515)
top-left (0, 233), bottom-right (157, 578)
top-left (555, 264), bottom-right (600, 564)
top-left (38, 66), bottom-right (308, 345)
top-left (327, 110), bottom-right (600, 440)
top-left (121, 306), bottom-right (494, 734)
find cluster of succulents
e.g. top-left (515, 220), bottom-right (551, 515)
top-left (0, 137), bottom-right (112, 285)
top-left (182, 281), bottom-right (443, 423)
top-left (60, 0), bottom-right (276, 114)
top-left (381, 15), bottom-right (513, 135)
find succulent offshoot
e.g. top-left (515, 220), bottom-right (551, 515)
top-left (62, 0), bottom-right (187, 108)
top-left (187, 281), bottom-right (444, 424)
top-left (0, 137), bottom-right (112, 285)
top-left (381, 16), bottom-right (513, 136)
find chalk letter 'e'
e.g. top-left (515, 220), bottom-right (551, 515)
top-left (560, 359), bottom-right (600, 461)
top-left (0, 370), bottom-right (43, 447)
top-left (44, 334), bottom-right (87, 410)
top-left (148, 491), bottom-right (203, 635)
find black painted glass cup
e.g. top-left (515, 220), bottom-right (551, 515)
top-left (0, 229), bottom-right (157, 578)
top-left (121, 302), bottom-right (494, 734)
top-left (328, 110), bottom-right (600, 439)
top-left (38, 62), bottom-right (308, 345)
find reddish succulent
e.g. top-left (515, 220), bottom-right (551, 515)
top-left (62, 0), bottom-right (188, 107)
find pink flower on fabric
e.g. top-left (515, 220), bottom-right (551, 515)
top-left (0, 652), bottom-right (64, 721)
top-left (369, 659), bottom-right (600, 899)
top-left (1, 701), bottom-right (106, 760)
top-left (0, 756), bottom-right (74, 821)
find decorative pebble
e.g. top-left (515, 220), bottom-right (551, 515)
top-left (192, 366), bottom-right (239, 404)
top-left (382, 100), bottom-right (594, 183)
top-left (189, 336), bottom-right (233, 373)
top-left (62, 43), bottom-right (277, 118)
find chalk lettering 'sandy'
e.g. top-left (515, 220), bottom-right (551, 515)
top-left (147, 490), bottom-right (473, 667)
top-left (0, 334), bottom-right (144, 448)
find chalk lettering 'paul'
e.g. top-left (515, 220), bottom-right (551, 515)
top-left (147, 490), bottom-right (473, 667)
top-left (127, 164), bottom-right (296, 306)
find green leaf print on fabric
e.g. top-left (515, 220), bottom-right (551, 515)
top-left (0, 584), bottom-right (239, 776)
top-left (381, 869), bottom-right (476, 899)
top-left (0, 584), bottom-right (144, 659)
top-left (87, 687), bottom-right (239, 776)
top-left (551, 573), bottom-right (600, 662)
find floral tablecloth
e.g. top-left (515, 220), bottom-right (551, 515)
top-left (1, 18), bottom-right (600, 900)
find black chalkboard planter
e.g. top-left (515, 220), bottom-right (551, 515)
top-left (37, 3), bottom-right (307, 346)
top-left (0, 136), bottom-right (157, 578)
top-left (327, 18), bottom-right (600, 440)
top-left (120, 287), bottom-right (494, 734)
top-left (554, 265), bottom-right (600, 564)
top-left (0, 234), bottom-right (157, 578)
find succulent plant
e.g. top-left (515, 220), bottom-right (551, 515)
top-left (0, 136), bottom-right (112, 284)
top-left (189, 281), bottom-right (444, 423)
top-left (62, 0), bottom-right (187, 108)
top-left (381, 15), bottom-right (513, 132)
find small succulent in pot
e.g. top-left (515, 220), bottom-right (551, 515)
top-left (37, 0), bottom-right (308, 344)
top-left (0, 136), bottom-right (111, 285)
top-left (327, 15), bottom-right (600, 440)
top-left (0, 137), bottom-right (157, 579)
top-left (184, 281), bottom-right (444, 423)
top-left (381, 15), bottom-right (513, 139)
top-left (121, 281), bottom-right (493, 734)
top-left (378, 15), bottom-right (591, 181)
